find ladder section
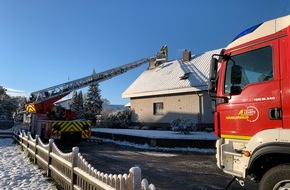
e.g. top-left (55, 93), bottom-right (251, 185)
top-left (29, 45), bottom-right (168, 104)
top-left (30, 56), bottom-right (152, 103)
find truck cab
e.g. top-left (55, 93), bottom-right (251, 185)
top-left (209, 14), bottom-right (290, 189)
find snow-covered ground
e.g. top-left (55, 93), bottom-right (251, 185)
top-left (92, 128), bottom-right (217, 153)
top-left (0, 128), bottom-right (216, 190)
top-left (92, 128), bottom-right (217, 140)
top-left (0, 138), bottom-right (57, 190)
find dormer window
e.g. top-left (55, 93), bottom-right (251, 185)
top-left (180, 73), bottom-right (190, 80)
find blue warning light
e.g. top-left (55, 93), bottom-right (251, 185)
top-left (232, 23), bottom-right (262, 42)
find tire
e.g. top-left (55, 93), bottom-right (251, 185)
top-left (259, 164), bottom-right (290, 190)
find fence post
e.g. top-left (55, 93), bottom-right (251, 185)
top-left (47, 139), bottom-right (54, 177)
top-left (71, 147), bottom-right (79, 190)
top-left (129, 167), bottom-right (141, 190)
top-left (21, 130), bottom-right (25, 150)
top-left (26, 132), bottom-right (29, 151)
top-left (27, 132), bottom-right (33, 160)
top-left (34, 135), bottom-right (39, 164)
top-left (12, 127), bottom-right (19, 143)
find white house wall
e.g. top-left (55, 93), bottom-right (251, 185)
top-left (130, 91), bottom-right (213, 127)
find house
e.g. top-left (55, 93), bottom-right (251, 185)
top-left (122, 48), bottom-right (222, 129)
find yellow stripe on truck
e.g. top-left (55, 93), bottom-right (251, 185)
top-left (221, 134), bottom-right (252, 140)
top-left (25, 104), bottom-right (36, 113)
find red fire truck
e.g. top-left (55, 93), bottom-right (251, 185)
top-left (209, 14), bottom-right (290, 189)
top-left (25, 46), bottom-right (168, 143)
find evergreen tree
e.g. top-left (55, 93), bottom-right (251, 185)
top-left (71, 91), bottom-right (77, 111)
top-left (14, 97), bottom-right (26, 122)
top-left (0, 86), bottom-right (18, 120)
top-left (84, 83), bottom-right (103, 123)
top-left (17, 97), bottom-right (26, 112)
top-left (76, 91), bottom-right (85, 119)
top-left (101, 98), bottom-right (110, 105)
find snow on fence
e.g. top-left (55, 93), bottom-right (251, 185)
top-left (13, 129), bottom-right (156, 190)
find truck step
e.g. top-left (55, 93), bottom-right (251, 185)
top-left (223, 169), bottom-right (243, 178)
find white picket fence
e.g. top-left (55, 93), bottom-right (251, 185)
top-left (13, 129), bottom-right (156, 190)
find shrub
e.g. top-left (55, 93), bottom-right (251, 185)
top-left (170, 117), bottom-right (196, 134)
top-left (107, 109), bottom-right (131, 128)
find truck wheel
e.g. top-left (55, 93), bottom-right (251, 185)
top-left (259, 164), bottom-right (290, 190)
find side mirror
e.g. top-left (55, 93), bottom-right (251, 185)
top-left (209, 58), bottom-right (218, 80)
top-left (208, 58), bottom-right (218, 93)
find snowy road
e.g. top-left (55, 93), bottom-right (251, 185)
top-left (0, 128), bottom-right (258, 190)
top-left (61, 141), bottom-right (259, 190)
top-left (0, 138), bottom-right (57, 190)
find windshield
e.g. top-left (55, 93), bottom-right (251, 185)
top-left (224, 46), bottom-right (273, 94)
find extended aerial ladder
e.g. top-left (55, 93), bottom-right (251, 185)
top-left (25, 45), bottom-right (168, 116)
top-left (24, 46), bottom-right (168, 142)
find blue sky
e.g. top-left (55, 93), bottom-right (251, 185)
top-left (0, 1), bottom-right (289, 104)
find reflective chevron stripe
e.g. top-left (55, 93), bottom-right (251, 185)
top-left (25, 104), bottom-right (36, 113)
top-left (51, 120), bottom-right (91, 140)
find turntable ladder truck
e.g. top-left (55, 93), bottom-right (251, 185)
top-left (25, 46), bottom-right (168, 142)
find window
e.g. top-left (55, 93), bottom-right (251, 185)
top-left (153, 102), bottom-right (164, 115)
top-left (224, 46), bottom-right (273, 94)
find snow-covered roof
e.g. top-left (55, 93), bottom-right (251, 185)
top-left (4, 87), bottom-right (29, 98)
top-left (103, 104), bottom-right (126, 110)
top-left (122, 48), bottom-right (222, 98)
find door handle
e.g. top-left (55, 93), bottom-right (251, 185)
top-left (268, 108), bottom-right (282, 120)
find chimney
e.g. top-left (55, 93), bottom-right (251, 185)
top-left (183, 50), bottom-right (191, 62)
